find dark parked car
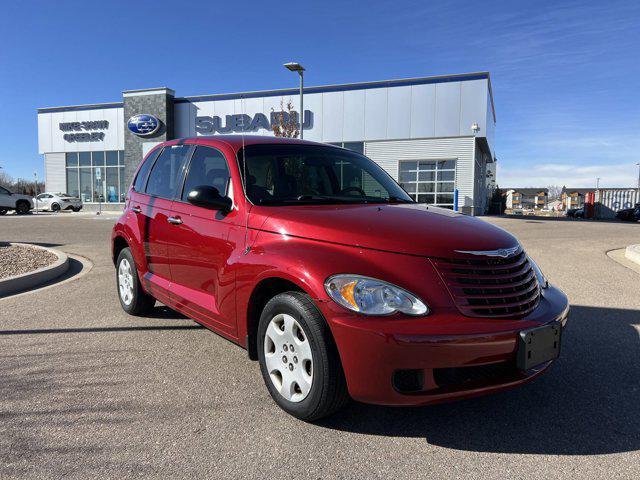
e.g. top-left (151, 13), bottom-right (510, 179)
top-left (616, 203), bottom-right (640, 221)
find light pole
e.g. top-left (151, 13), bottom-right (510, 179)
top-left (34, 171), bottom-right (39, 214)
top-left (284, 62), bottom-right (305, 139)
top-left (636, 163), bottom-right (640, 193)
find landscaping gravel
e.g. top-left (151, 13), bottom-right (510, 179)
top-left (0, 244), bottom-right (58, 279)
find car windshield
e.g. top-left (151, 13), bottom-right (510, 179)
top-left (238, 144), bottom-right (413, 206)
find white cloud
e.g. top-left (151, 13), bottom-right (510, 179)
top-left (498, 162), bottom-right (640, 188)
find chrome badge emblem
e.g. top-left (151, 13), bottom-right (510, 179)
top-left (127, 114), bottom-right (160, 136)
top-left (454, 245), bottom-right (521, 258)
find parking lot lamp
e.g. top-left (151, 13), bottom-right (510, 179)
top-left (284, 62), bottom-right (305, 139)
top-left (34, 171), bottom-right (38, 214)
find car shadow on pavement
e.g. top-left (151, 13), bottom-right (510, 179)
top-left (0, 324), bottom-right (203, 336)
top-left (319, 305), bottom-right (640, 456)
top-left (0, 306), bottom-right (199, 336)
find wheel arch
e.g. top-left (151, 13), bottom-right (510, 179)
top-left (244, 276), bottom-right (310, 361)
top-left (112, 235), bottom-right (130, 265)
top-left (15, 199), bottom-right (30, 210)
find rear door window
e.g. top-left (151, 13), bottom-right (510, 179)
top-left (181, 146), bottom-right (231, 201)
top-left (144, 145), bottom-right (191, 199)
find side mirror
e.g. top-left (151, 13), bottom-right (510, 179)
top-left (187, 185), bottom-right (232, 212)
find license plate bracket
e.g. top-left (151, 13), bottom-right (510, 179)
top-left (517, 322), bottom-right (562, 370)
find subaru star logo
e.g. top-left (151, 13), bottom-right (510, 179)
top-left (127, 114), bottom-right (160, 136)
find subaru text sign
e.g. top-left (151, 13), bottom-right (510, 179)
top-left (195, 110), bottom-right (313, 135)
top-left (127, 114), bottom-right (160, 136)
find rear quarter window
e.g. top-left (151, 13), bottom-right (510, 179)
top-left (133, 148), bottom-right (162, 193)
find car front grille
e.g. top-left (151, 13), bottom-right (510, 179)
top-left (433, 249), bottom-right (540, 318)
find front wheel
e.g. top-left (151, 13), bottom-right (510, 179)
top-left (257, 292), bottom-right (349, 421)
top-left (116, 247), bottom-right (155, 315)
top-left (0, 208), bottom-right (7, 215)
top-left (51, 203), bottom-right (61, 212)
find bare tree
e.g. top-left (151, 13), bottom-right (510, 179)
top-left (547, 185), bottom-right (562, 201)
top-left (271, 99), bottom-right (300, 138)
top-left (0, 170), bottom-right (14, 190)
top-left (0, 172), bottom-right (43, 195)
top-left (13, 178), bottom-right (43, 196)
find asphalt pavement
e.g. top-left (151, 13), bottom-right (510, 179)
top-left (1, 213), bottom-right (639, 479)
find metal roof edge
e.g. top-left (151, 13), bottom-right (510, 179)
top-left (37, 102), bottom-right (123, 114)
top-left (36, 72), bottom-right (496, 116)
top-left (174, 72), bottom-right (492, 104)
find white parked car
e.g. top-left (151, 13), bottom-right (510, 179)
top-left (33, 192), bottom-right (83, 212)
top-left (0, 186), bottom-right (34, 215)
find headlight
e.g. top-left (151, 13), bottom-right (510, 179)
top-left (324, 274), bottom-right (429, 316)
top-left (528, 256), bottom-right (548, 289)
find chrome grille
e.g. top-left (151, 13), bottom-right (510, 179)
top-left (433, 249), bottom-right (540, 318)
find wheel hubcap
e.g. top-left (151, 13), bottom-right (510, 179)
top-left (118, 259), bottom-right (134, 306)
top-left (263, 313), bottom-right (313, 403)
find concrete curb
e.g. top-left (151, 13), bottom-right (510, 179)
top-left (625, 244), bottom-right (640, 266)
top-left (0, 243), bottom-right (69, 297)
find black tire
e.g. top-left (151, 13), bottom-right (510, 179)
top-left (51, 203), bottom-right (61, 212)
top-left (72, 207), bottom-right (81, 212)
top-left (0, 208), bottom-right (7, 215)
top-left (15, 200), bottom-right (30, 215)
top-left (257, 291), bottom-right (349, 421)
top-left (116, 247), bottom-right (155, 315)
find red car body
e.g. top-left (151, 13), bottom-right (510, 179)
top-left (112, 136), bottom-right (569, 406)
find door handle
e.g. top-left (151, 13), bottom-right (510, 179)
top-left (131, 206), bottom-right (142, 214)
top-left (167, 216), bottom-right (183, 225)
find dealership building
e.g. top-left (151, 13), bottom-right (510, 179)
top-left (37, 71), bottom-right (497, 215)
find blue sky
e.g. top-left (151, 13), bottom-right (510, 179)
top-left (0, 0), bottom-right (638, 188)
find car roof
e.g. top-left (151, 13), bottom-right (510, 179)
top-left (166, 135), bottom-right (337, 152)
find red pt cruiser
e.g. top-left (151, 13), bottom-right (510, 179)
top-left (112, 136), bottom-right (569, 420)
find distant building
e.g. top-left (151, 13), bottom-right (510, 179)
top-left (504, 188), bottom-right (549, 209)
top-left (561, 187), bottom-right (593, 210)
top-left (37, 72), bottom-right (497, 215)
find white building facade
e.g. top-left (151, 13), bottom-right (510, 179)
top-left (37, 72), bottom-right (497, 215)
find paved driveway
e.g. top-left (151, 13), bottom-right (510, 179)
top-left (1, 214), bottom-right (639, 479)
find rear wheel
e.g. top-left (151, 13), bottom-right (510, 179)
top-left (257, 291), bottom-right (349, 421)
top-left (72, 207), bottom-right (81, 212)
top-left (0, 208), bottom-right (7, 215)
top-left (15, 200), bottom-right (30, 215)
top-left (116, 247), bottom-right (155, 315)
top-left (51, 203), bottom-right (61, 212)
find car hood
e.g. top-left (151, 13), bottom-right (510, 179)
top-left (250, 203), bottom-right (519, 258)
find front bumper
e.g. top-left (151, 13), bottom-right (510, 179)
top-left (325, 285), bottom-right (569, 406)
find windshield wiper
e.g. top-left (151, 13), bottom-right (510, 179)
top-left (256, 196), bottom-right (357, 206)
top-left (387, 196), bottom-right (414, 203)
top-left (295, 195), bottom-right (361, 203)
top-left (256, 195), bottom-right (413, 206)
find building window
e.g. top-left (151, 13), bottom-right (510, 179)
top-left (328, 142), bottom-right (364, 155)
top-left (398, 160), bottom-right (456, 208)
top-left (65, 151), bottom-right (125, 203)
